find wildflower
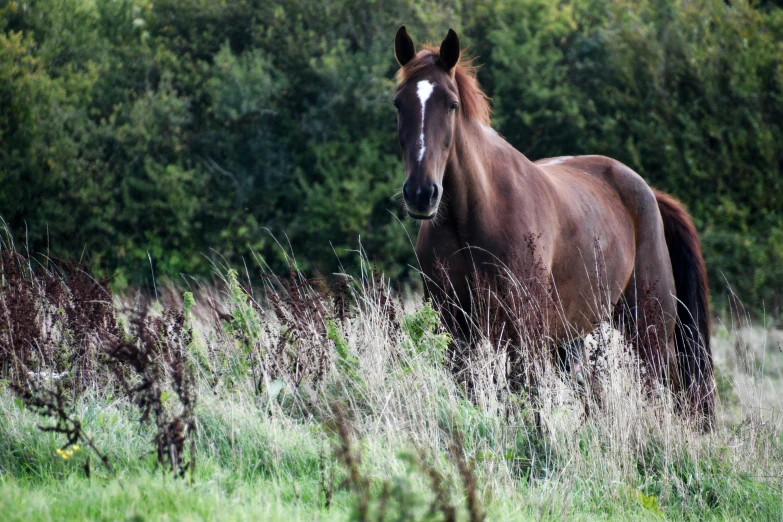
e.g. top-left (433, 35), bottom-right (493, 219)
top-left (55, 448), bottom-right (75, 460)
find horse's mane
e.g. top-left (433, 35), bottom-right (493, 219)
top-left (395, 45), bottom-right (491, 125)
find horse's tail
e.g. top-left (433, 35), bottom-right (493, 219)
top-left (654, 189), bottom-right (715, 424)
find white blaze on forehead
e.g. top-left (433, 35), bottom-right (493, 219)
top-left (416, 80), bottom-right (435, 163)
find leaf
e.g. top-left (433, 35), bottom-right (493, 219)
top-left (268, 379), bottom-right (286, 402)
top-left (635, 489), bottom-right (662, 514)
top-left (326, 320), bottom-right (361, 385)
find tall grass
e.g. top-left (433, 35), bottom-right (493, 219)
top-left (0, 232), bottom-right (781, 520)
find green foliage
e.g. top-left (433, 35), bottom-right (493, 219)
top-left (634, 489), bottom-right (662, 515)
top-left (1, 0), bottom-right (782, 314)
top-left (182, 291), bottom-right (212, 381)
top-left (224, 269), bottom-right (263, 351)
top-left (326, 319), bottom-right (361, 385)
top-left (183, 291), bottom-right (196, 315)
top-left (214, 268), bottom-right (264, 383)
top-left (401, 301), bottom-right (452, 367)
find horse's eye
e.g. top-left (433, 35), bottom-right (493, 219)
top-left (393, 100), bottom-right (401, 113)
top-left (449, 101), bottom-right (459, 114)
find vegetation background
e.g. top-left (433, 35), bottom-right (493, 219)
top-left (2, 1), bottom-right (783, 520)
top-left (2, 0), bottom-right (782, 314)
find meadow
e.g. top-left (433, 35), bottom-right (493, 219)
top-left (1, 232), bottom-right (782, 521)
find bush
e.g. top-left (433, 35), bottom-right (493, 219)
top-left (1, 0), bottom-right (781, 315)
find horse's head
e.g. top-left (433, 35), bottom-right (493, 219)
top-left (393, 26), bottom-right (462, 220)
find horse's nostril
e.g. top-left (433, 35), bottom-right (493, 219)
top-left (403, 181), bottom-right (439, 213)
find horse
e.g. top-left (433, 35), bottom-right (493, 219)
top-left (392, 26), bottom-right (715, 423)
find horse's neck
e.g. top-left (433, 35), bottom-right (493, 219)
top-left (442, 118), bottom-right (536, 229)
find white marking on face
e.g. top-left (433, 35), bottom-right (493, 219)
top-left (538, 156), bottom-right (573, 167)
top-left (416, 80), bottom-right (435, 163)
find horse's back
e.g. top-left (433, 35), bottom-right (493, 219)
top-left (541, 154), bottom-right (671, 225)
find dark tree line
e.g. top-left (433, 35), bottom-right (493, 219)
top-left (1, 0), bottom-right (781, 314)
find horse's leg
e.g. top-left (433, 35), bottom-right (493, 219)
top-left (618, 245), bottom-right (681, 398)
top-left (557, 339), bottom-right (585, 384)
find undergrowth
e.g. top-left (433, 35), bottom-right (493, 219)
top-left (0, 237), bottom-right (781, 521)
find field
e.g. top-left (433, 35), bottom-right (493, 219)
top-left (1, 245), bottom-right (782, 522)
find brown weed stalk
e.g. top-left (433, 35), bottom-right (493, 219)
top-left (107, 303), bottom-right (196, 478)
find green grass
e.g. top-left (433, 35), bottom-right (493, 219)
top-left (1, 378), bottom-right (780, 521)
top-left (1, 258), bottom-right (782, 521)
top-left (0, 476), bottom-right (337, 522)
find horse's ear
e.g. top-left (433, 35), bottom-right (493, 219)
top-left (395, 26), bottom-right (416, 67)
top-left (439, 29), bottom-right (460, 72)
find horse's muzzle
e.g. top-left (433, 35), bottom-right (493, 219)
top-left (406, 210), bottom-right (436, 220)
top-left (403, 180), bottom-right (439, 219)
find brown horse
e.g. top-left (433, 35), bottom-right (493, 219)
top-left (393, 26), bottom-right (715, 422)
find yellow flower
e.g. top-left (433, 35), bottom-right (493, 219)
top-left (56, 448), bottom-right (74, 460)
top-left (73, 445), bottom-right (81, 451)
